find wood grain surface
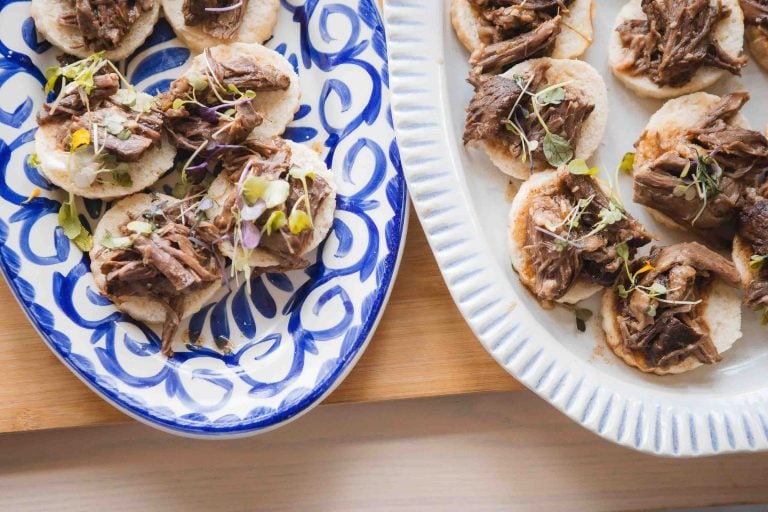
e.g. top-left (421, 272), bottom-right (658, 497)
top-left (0, 210), bottom-right (522, 433)
top-left (3, 392), bottom-right (768, 511)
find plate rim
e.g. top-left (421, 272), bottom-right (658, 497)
top-left (384, 0), bottom-right (768, 457)
top-left (0, 0), bottom-right (410, 438)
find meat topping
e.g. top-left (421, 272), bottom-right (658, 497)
top-left (615, 0), bottom-right (746, 88)
top-left (464, 62), bottom-right (594, 169)
top-left (614, 243), bottom-right (739, 369)
top-left (524, 168), bottom-right (652, 301)
top-left (159, 50), bottom-right (291, 180)
top-left (741, 0), bottom-right (768, 26)
top-left (738, 191), bottom-right (768, 313)
top-left (98, 197), bottom-right (223, 356)
top-left (58, 0), bottom-right (154, 51)
top-left (182, 0), bottom-right (248, 39)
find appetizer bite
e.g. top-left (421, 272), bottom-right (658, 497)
top-left (452, 0), bottom-right (594, 82)
top-left (163, 0), bottom-right (279, 54)
top-left (31, 0), bottom-right (160, 60)
top-left (34, 54), bottom-right (175, 200)
top-left (206, 138), bottom-right (337, 274)
top-left (633, 92), bottom-right (768, 246)
top-left (741, 0), bottom-right (768, 70)
top-left (464, 58), bottom-right (607, 179)
top-left (90, 193), bottom-right (224, 356)
top-left (158, 42), bottom-right (300, 171)
top-left (602, 242), bottom-right (742, 374)
top-left (609, 0), bottom-right (746, 99)
top-left (508, 166), bottom-right (651, 305)
top-left (733, 190), bottom-right (768, 322)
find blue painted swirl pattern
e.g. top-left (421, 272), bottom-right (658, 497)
top-left (0, 0), bottom-right (406, 435)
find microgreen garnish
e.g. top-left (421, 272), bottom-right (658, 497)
top-left (101, 231), bottom-right (133, 249)
top-left (750, 254), bottom-right (767, 271)
top-left (574, 307), bottom-right (593, 332)
top-left (671, 150), bottom-right (722, 225)
top-left (615, 247), bottom-right (702, 312)
top-left (618, 152), bottom-right (635, 174)
top-left (503, 75), bottom-right (574, 167)
top-left (58, 193), bottom-right (92, 251)
top-left (70, 128), bottom-right (91, 152)
top-left (22, 187), bottom-right (41, 204)
top-left (263, 210), bottom-right (286, 236)
top-left (27, 153), bottom-right (41, 168)
top-left (242, 176), bottom-right (290, 208)
top-left (126, 220), bottom-right (153, 235)
top-left (567, 159), bottom-right (598, 176)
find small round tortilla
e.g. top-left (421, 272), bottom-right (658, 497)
top-left (601, 277), bottom-right (742, 375)
top-left (733, 234), bottom-right (757, 288)
top-left (451, 0), bottom-right (594, 59)
top-left (484, 57), bottom-right (608, 179)
top-left (35, 124), bottom-right (176, 200)
top-left (608, 0), bottom-right (744, 99)
top-left (185, 43), bottom-right (300, 139)
top-left (162, 0), bottom-right (280, 55)
top-left (746, 25), bottom-right (768, 72)
top-left (507, 170), bottom-right (604, 304)
top-left (31, 0), bottom-right (161, 60)
top-left (633, 92), bottom-right (750, 232)
top-left (207, 140), bottom-right (337, 268)
top-left (90, 193), bottom-right (221, 325)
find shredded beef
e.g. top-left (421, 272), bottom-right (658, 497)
top-left (99, 197), bottom-right (223, 356)
top-left (182, 0), bottom-right (248, 39)
top-left (634, 93), bottom-right (768, 246)
top-left (64, 105), bottom-right (164, 162)
top-left (739, 192), bottom-right (768, 310)
top-left (615, 243), bottom-right (739, 369)
top-left (741, 0), bottom-right (768, 26)
top-left (212, 139), bottom-right (333, 270)
top-left (523, 169), bottom-right (652, 301)
top-left (58, 0), bottom-right (154, 51)
top-left (36, 73), bottom-right (119, 125)
top-left (160, 50), bottom-right (290, 153)
top-left (465, 0), bottom-right (573, 83)
top-left (464, 62), bottom-right (594, 170)
top-left (615, 0), bottom-right (746, 88)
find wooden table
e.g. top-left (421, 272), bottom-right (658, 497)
top-left (0, 210), bottom-right (522, 434)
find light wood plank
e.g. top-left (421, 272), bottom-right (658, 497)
top-left (2, 392), bottom-right (768, 512)
top-left (0, 210), bottom-right (522, 433)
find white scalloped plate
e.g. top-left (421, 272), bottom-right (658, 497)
top-left (385, 0), bottom-right (768, 456)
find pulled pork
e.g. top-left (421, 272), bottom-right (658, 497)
top-left (523, 169), bottom-right (652, 301)
top-left (464, 62), bottom-right (594, 169)
top-left (614, 243), bottom-right (740, 369)
top-left (213, 139), bottom-right (333, 270)
top-left (738, 190), bottom-right (768, 312)
top-left (467, 0), bottom-right (572, 83)
top-left (57, 0), bottom-right (154, 51)
top-left (159, 49), bottom-right (290, 157)
top-left (633, 92), bottom-right (768, 246)
top-left (98, 197), bottom-right (223, 356)
top-left (615, 0), bottom-right (746, 88)
top-left (183, 0), bottom-right (248, 39)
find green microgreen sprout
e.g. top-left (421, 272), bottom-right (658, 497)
top-left (671, 150), bottom-right (723, 226)
top-left (614, 242), bottom-right (702, 314)
top-left (502, 74), bottom-right (574, 168)
top-left (58, 192), bottom-right (92, 251)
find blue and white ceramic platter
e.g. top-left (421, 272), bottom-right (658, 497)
top-left (0, 0), bottom-right (407, 437)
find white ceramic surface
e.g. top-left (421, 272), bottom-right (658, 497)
top-left (385, 0), bottom-right (768, 456)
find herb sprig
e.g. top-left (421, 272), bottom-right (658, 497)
top-left (503, 75), bottom-right (574, 168)
top-left (671, 151), bottom-right (723, 225)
